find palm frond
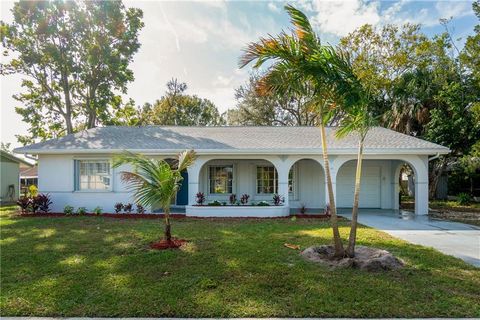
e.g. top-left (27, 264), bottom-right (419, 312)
top-left (177, 149), bottom-right (197, 172)
top-left (284, 4), bottom-right (319, 47)
top-left (113, 150), bottom-right (197, 211)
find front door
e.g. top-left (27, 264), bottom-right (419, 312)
top-left (176, 170), bottom-right (189, 205)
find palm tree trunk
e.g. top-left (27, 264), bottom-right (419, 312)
top-left (164, 207), bottom-right (172, 242)
top-left (320, 124), bottom-right (344, 257)
top-left (346, 138), bottom-right (364, 258)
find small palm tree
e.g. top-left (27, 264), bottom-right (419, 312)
top-left (113, 150), bottom-right (196, 243)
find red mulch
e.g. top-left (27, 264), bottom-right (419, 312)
top-left (16, 212), bottom-right (332, 220)
top-left (17, 212), bottom-right (187, 219)
top-left (150, 238), bottom-right (187, 250)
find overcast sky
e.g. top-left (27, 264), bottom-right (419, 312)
top-left (1, 0), bottom-right (477, 148)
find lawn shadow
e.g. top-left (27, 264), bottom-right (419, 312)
top-left (1, 214), bottom-right (479, 317)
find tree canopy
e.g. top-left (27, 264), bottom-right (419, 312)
top-left (109, 79), bottom-right (226, 126)
top-left (1, 0), bottom-right (144, 144)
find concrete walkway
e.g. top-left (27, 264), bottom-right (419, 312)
top-left (338, 209), bottom-right (480, 267)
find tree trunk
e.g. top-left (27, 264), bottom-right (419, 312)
top-left (320, 124), bottom-right (344, 257)
top-left (61, 74), bottom-right (74, 134)
top-left (429, 158), bottom-right (446, 199)
top-left (346, 138), bottom-right (364, 258)
top-left (164, 207), bottom-right (172, 242)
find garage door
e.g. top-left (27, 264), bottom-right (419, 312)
top-left (336, 166), bottom-right (381, 208)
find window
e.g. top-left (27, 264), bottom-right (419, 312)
top-left (76, 160), bottom-right (111, 191)
top-left (288, 167), bottom-right (295, 194)
top-left (257, 166), bottom-right (278, 194)
top-left (209, 165), bottom-right (233, 194)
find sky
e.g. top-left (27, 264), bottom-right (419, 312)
top-left (0, 0), bottom-right (477, 149)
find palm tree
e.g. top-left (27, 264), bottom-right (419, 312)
top-left (113, 150), bottom-right (196, 243)
top-left (239, 5), bottom-right (350, 257)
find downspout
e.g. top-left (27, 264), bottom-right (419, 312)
top-left (428, 153), bottom-right (440, 162)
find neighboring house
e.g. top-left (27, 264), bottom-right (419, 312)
top-left (20, 165), bottom-right (38, 195)
top-left (14, 126), bottom-right (450, 216)
top-left (0, 150), bottom-right (33, 204)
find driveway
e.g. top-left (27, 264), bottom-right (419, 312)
top-left (338, 209), bottom-right (480, 267)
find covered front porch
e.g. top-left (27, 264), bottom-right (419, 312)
top-left (181, 153), bottom-right (430, 217)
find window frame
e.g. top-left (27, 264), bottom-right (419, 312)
top-left (256, 165), bottom-right (278, 195)
top-left (74, 159), bottom-right (113, 192)
top-left (207, 164), bottom-right (234, 195)
top-left (288, 164), bottom-right (298, 200)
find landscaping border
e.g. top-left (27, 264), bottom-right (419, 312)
top-left (16, 212), bottom-right (332, 220)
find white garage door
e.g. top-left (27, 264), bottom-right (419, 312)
top-left (336, 166), bottom-right (381, 208)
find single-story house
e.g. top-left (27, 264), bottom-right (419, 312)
top-left (0, 150), bottom-right (33, 204)
top-left (14, 126), bottom-right (449, 217)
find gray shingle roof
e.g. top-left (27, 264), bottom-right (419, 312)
top-left (13, 126), bottom-right (450, 155)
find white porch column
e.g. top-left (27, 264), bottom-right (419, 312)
top-left (277, 163), bottom-right (290, 207)
top-left (187, 162), bottom-right (202, 206)
top-left (415, 156), bottom-right (429, 215)
top-left (392, 161), bottom-right (402, 211)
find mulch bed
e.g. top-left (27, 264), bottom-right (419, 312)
top-left (301, 245), bottom-right (405, 272)
top-left (150, 238), bottom-right (188, 250)
top-left (429, 210), bottom-right (480, 226)
top-left (16, 212), bottom-right (332, 220)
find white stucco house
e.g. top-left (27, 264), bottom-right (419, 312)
top-left (14, 126), bottom-right (449, 217)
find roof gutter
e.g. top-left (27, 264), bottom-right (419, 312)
top-left (23, 153), bottom-right (38, 162)
top-left (14, 147), bottom-right (451, 156)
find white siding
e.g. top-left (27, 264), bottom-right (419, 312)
top-left (0, 160), bottom-right (20, 202)
top-left (38, 154), bottom-right (134, 213)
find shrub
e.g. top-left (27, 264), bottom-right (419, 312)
top-left (273, 194), bottom-right (284, 206)
top-left (30, 195), bottom-right (41, 214)
top-left (76, 207), bottom-right (87, 215)
top-left (124, 203), bottom-right (133, 213)
top-left (258, 201), bottom-right (270, 206)
top-left (114, 202), bottom-right (124, 213)
top-left (229, 194), bottom-right (237, 205)
top-left (36, 194), bottom-right (52, 213)
top-left (93, 206), bottom-right (103, 215)
top-left (16, 196), bottom-right (31, 214)
top-left (196, 192), bottom-right (206, 205)
top-left (207, 200), bottom-right (222, 206)
top-left (64, 205), bottom-right (74, 215)
top-left (136, 204), bottom-right (145, 214)
top-left (457, 192), bottom-right (472, 205)
top-left (240, 194), bottom-right (250, 205)
top-left (299, 203), bottom-right (307, 214)
top-left (28, 185), bottom-right (38, 197)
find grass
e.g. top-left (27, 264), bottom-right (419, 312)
top-left (1, 205), bottom-right (479, 317)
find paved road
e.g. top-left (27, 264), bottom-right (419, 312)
top-left (338, 209), bottom-right (480, 267)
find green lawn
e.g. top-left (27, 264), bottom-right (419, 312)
top-left (1, 205), bottom-right (479, 317)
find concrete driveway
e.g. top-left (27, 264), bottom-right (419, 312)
top-left (338, 209), bottom-right (480, 267)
